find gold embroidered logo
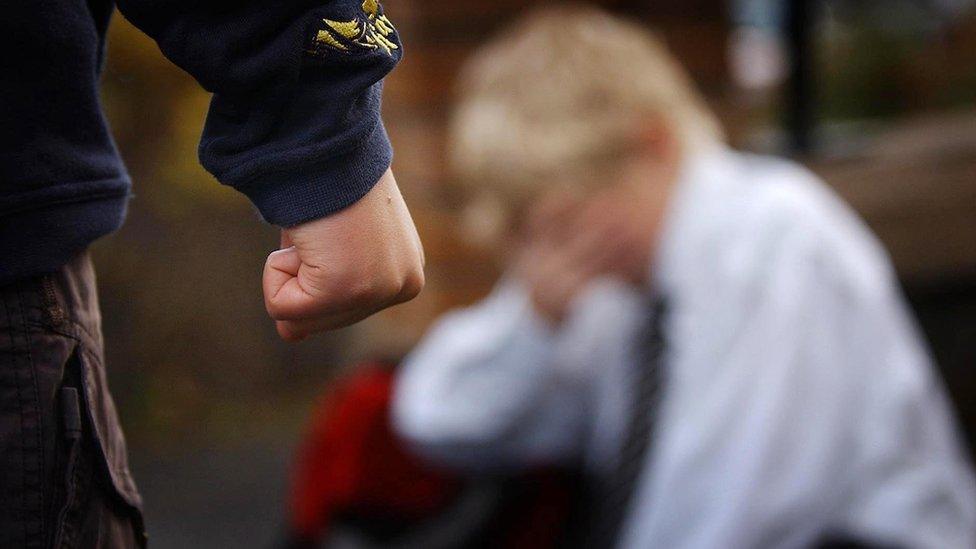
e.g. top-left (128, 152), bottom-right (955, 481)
top-left (311, 0), bottom-right (399, 56)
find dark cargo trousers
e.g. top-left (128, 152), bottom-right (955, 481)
top-left (0, 253), bottom-right (146, 548)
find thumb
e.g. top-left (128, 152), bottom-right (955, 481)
top-left (263, 246), bottom-right (307, 320)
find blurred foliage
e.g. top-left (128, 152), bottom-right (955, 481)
top-left (819, 2), bottom-right (976, 120)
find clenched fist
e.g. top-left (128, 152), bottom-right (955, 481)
top-left (263, 169), bottom-right (425, 341)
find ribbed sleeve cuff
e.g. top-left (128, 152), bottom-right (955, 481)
top-left (238, 121), bottom-right (394, 227)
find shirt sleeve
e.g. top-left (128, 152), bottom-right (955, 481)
top-left (391, 279), bottom-right (591, 471)
top-left (835, 282), bottom-right (976, 548)
top-left (115, 0), bottom-right (403, 226)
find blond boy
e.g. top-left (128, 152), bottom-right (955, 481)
top-left (393, 5), bottom-right (975, 548)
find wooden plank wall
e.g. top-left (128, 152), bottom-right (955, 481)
top-left (372, 0), bottom-right (730, 336)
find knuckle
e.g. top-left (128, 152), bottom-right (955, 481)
top-left (266, 292), bottom-right (296, 321)
top-left (276, 323), bottom-right (296, 341)
top-left (265, 299), bottom-right (285, 320)
top-left (336, 270), bottom-right (386, 308)
top-left (300, 262), bottom-right (334, 292)
top-left (399, 266), bottom-right (425, 301)
top-left (299, 264), bottom-right (349, 308)
top-left (317, 254), bottom-right (427, 312)
top-left (269, 308), bottom-right (291, 322)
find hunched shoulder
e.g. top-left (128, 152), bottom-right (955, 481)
top-left (731, 152), bottom-right (897, 301)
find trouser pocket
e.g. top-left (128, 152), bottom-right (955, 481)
top-left (0, 257), bottom-right (146, 548)
top-left (50, 382), bottom-right (89, 549)
top-left (49, 349), bottom-right (146, 549)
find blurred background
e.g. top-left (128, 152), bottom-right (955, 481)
top-left (93, 0), bottom-right (976, 546)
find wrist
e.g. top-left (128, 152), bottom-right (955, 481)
top-left (238, 122), bottom-right (393, 227)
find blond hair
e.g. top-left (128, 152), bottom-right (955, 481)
top-left (449, 4), bottom-right (724, 242)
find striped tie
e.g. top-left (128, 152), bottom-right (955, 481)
top-left (585, 297), bottom-right (669, 548)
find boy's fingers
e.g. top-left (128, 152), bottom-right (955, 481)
top-left (275, 306), bottom-right (377, 341)
top-left (276, 321), bottom-right (308, 342)
top-left (527, 191), bottom-right (581, 243)
top-left (573, 192), bottom-right (627, 235)
top-left (263, 246), bottom-right (300, 292)
top-left (263, 246), bottom-right (311, 320)
top-left (561, 221), bottom-right (621, 264)
top-left (581, 233), bottom-right (633, 275)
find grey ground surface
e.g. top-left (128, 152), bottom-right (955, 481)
top-left (129, 436), bottom-right (296, 549)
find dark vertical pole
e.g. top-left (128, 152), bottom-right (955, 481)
top-left (785, 0), bottom-right (815, 154)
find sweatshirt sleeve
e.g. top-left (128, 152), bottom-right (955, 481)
top-left (115, 0), bottom-right (403, 226)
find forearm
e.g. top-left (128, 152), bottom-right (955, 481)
top-left (392, 280), bottom-right (585, 470)
top-left (115, 0), bottom-right (402, 224)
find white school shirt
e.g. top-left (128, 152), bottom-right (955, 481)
top-left (392, 148), bottom-right (976, 549)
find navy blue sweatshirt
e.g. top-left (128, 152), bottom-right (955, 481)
top-left (0, 0), bottom-right (402, 284)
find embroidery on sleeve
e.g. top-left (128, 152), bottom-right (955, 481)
top-left (308, 0), bottom-right (399, 57)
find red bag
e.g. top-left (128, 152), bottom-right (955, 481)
top-left (285, 362), bottom-right (580, 548)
